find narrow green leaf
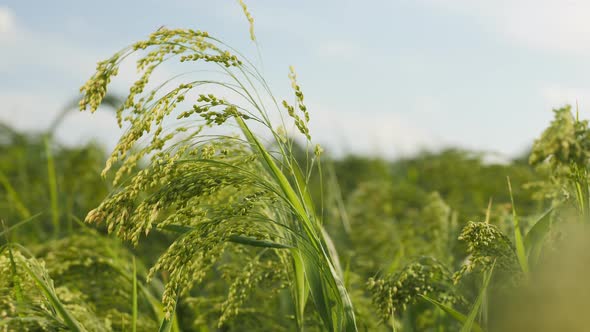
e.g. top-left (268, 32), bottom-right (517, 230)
top-left (45, 137), bottom-right (60, 238)
top-left (235, 115), bottom-right (357, 331)
top-left (291, 248), bottom-right (308, 330)
top-left (228, 234), bottom-right (293, 249)
top-left (7, 246), bottom-right (24, 307)
top-left (161, 226), bottom-right (293, 249)
top-left (291, 160), bottom-right (317, 220)
top-left (235, 116), bottom-right (309, 227)
top-left (320, 227), bottom-right (344, 277)
top-left (137, 282), bottom-right (180, 332)
top-left (17, 255), bottom-right (83, 331)
top-left (507, 177), bottom-right (529, 276)
top-left (484, 198), bottom-right (493, 224)
top-left (0, 169), bottom-right (31, 220)
top-left (460, 262), bottom-right (495, 332)
top-left (2, 222), bottom-right (24, 317)
top-left (132, 257), bottom-right (138, 332)
top-left (302, 254), bottom-right (334, 330)
top-left (524, 203), bottom-right (560, 265)
top-left (420, 295), bottom-right (484, 332)
top-left (0, 213), bottom-right (42, 238)
top-left (158, 295), bottom-right (177, 332)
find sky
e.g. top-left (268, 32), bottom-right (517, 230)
top-left (2, 0), bottom-right (590, 159)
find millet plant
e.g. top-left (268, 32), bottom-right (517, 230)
top-left (78, 4), bottom-right (355, 331)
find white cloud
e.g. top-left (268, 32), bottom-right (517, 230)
top-left (308, 104), bottom-right (441, 159)
top-left (0, 34), bottom-right (97, 77)
top-left (0, 91), bottom-right (123, 150)
top-left (316, 40), bottom-right (364, 59)
top-left (0, 6), bottom-right (15, 35)
top-left (541, 85), bottom-right (590, 112)
top-left (419, 0), bottom-right (590, 55)
top-left (55, 109), bottom-right (123, 151)
top-left (0, 92), bottom-right (62, 131)
top-left (500, 1), bottom-right (590, 55)
top-left (0, 7), bottom-right (122, 149)
top-left (0, 9), bottom-right (99, 77)
top-left (0, 10), bottom-right (187, 150)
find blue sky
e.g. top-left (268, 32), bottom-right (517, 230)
top-left (1, 0), bottom-right (590, 159)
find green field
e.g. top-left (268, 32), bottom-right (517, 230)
top-left (2, 3), bottom-right (590, 332)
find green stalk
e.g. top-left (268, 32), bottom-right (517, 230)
top-left (158, 294), bottom-right (178, 332)
top-left (507, 177), bottom-right (529, 277)
top-left (420, 295), bottom-right (484, 332)
top-left (132, 257), bottom-right (138, 332)
top-left (236, 116), bottom-right (357, 331)
top-left (44, 137), bottom-right (60, 238)
top-left (460, 262), bottom-right (495, 332)
top-left (17, 254), bottom-right (83, 331)
top-left (0, 169), bottom-right (31, 220)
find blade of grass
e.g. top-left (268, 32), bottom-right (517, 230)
top-left (484, 198), bottom-right (492, 224)
top-left (160, 225), bottom-right (294, 249)
top-left (507, 177), bottom-right (529, 276)
top-left (228, 234), bottom-right (294, 249)
top-left (460, 261), bottom-right (495, 332)
top-left (0, 213), bottom-right (43, 238)
top-left (158, 293), bottom-right (178, 332)
top-left (524, 202), bottom-right (560, 266)
top-left (132, 257), bottom-right (138, 332)
top-left (2, 221), bottom-right (24, 314)
top-left (291, 160), bottom-right (317, 221)
top-left (420, 295), bottom-right (484, 332)
top-left (291, 248), bottom-right (308, 330)
top-left (17, 254), bottom-right (83, 331)
top-left (104, 251), bottom-right (180, 332)
top-left (7, 246), bottom-right (25, 311)
top-left (321, 226), bottom-right (344, 277)
top-left (0, 169), bottom-right (31, 220)
top-left (44, 137), bottom-right (60, 238)
top-left (569, 165), bottom-right (589, 219)
top-left (148, 294), bottom-right (181, 332)
top-left (236, 115), bottom-right (357, 331)
top-left (325, 162), bottom-right (351, 235)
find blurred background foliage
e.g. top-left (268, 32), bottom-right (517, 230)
top-left (1, 101), bottom-right (587, 331)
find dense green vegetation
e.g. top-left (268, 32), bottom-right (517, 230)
top-left (2, 4), bottom-right (590, 332)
